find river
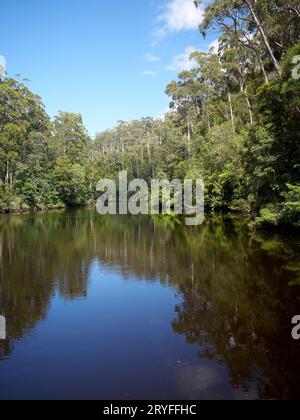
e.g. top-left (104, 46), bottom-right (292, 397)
top-left (0, 209), bottom-right (300, 400)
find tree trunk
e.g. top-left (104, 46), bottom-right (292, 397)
top-left (243, 85), bottom-right (254, 125)
top-left (187, 120), bottom-right (192, 162)
top-left (257, 53), bottom-right (269, 84)
top-left (243, 0), bottom-right (281, 77)
top-left (286, 3), bottom-right (300, 18)
top-left (10, 169), bottom-right (13, 188)
top-left (5, 160), bottom-right (9, 184)
top-left (245, 95), bottom-right (253, 125)
top-left (237, 34), bottom-right (269, 83)
top-left (146, 133), bottom-right (152, 164)
top-left (146, 132), bottom-right (155, 177)
top-left (228, 93), bottom-right (235, 134)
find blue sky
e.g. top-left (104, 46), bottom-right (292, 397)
top-left (1, 0), bottom-right (216, 136)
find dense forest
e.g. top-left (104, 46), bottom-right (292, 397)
top-left (0, 0), bottom-right (300, 228)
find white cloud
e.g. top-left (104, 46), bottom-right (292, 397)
top-left (0, 55), bottom-right (6, 76)
top-left (208, 39), bottom-right (220, 54)
top-left (0, 55), bottom-right (6, 67)
top-left (166, 39), bottom-right (223, 74)
top-left (145, 54), bottom-right (160, 62)
top-left (166, 46), bottom-right (196, 72)
top-left (156, 0), bottom-right (204, 38)
top-left (143, 70), bottom-right (156, 76)
top-left (156, 106), bottom-right (172, 120)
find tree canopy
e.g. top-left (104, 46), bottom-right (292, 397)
top-left (1, 1), bottom-right (299, 228)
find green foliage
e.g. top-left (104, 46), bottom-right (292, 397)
top-left (0, 80), bottom-right (93, 211)
top-left (280, 184), bottom-right (300, 227)
top-left (0, 5), bottom-right (299, 229)
top-left (0, 185), bottom-right (17, 210)
top-left (229, 199), bottom-right (251, 214)
top-left (53, 158), bottom-right (88, 207)
top-left (253, 207), bottom-right (279, 228)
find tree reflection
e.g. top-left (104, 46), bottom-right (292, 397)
top-left (0, 210), bottom-right (300, 398)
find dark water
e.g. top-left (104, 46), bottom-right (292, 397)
top-left (0, 210), bottom-right (300, 400)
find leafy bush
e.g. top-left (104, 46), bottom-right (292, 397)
top-left (280, 184), bottom-right (300, 227)
top-left (252, 207), bottom-right (279, 229)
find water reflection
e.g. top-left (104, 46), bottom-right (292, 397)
top-left (0, 210), bottom-right (300, 399)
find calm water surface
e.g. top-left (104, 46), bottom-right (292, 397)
top-left (0, 210), bottom-right (300, 400)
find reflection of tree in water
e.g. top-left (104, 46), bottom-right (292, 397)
top-left (172, 219), bottom-right (300, 399)
top-left (0, 210), bottom-right (300, 398)
top-left (0, 211), bottom-right (92, 357)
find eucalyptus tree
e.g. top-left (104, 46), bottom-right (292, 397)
top-left (53, 112), bottom-right (90, 164)
top-left (165, 62), bottom-right (210, 161)
top-left (0, 77), bottom-right (50, 188)
top-left (195, 0), bottom-right (282, 76)
top-left (219, 33), bottom-right (255, 125)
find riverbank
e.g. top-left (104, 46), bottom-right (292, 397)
top-left (1, 202), bottom-right (299, 235)
top-left (0, 204), bottom-right (65, 215)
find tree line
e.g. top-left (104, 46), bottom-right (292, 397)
top-left (0, 0), bottom-right (300, 228)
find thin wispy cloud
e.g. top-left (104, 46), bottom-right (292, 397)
top-left (143, 70), bottom-right (156, 76)
top-left (166, 46), bottom-right (196, 72)
top-left (166, 39), bottom-right (222, 73)
top-left (145, 53), bottom-right (161, 62)
top-left (154, 0), bottom-right (204, 42)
